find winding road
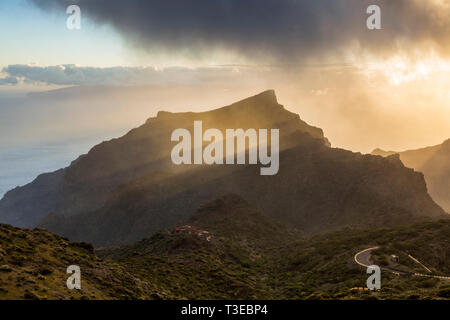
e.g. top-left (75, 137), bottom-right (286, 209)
top-left (354, 246), bottom-right (379, 268)
top-left (354, 247), bottom-right (450, 280)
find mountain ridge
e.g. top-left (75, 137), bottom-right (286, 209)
top-left (1, 90), bottom-right (447, 247)
top-left (0, 90), bottom-right (329, 227)
top-left (372, 139), bottom-right (450, 213)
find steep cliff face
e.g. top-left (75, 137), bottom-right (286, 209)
top-left (420, 140), bottom-right (450, 213)
top-left (0, 90), bottom-right (329, 227)
top-left (372, 139), bottom-right (450, 213)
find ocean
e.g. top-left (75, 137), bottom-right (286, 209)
top-left (0, 91), bottom-right (134, 201)
top-left (0, 134), bottom-right (121, 200)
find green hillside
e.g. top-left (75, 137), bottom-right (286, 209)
top-left (1, 195), bottom-right (449, 300)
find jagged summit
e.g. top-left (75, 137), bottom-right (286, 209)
top-left (442, 138), bottom-right (450, 147)
top-left (225, 89), bottom-right (278, 107)
top-left (153, 90), bottom-right (289, 127)
top-left (150, 89), bottom-right (330, 147)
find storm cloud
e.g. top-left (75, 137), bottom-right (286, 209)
top-left (29, 0), bottom-right (450, 62)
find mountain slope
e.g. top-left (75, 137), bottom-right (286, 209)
top-left (1, 90), bottom-right (447, 247)
top-left (97, 195), bottom-right (298, 299)
top-left (40, 135), bottom-right (447, 246)
top-left (371, 143), bottom-right (444, 169)
top-left (0, 90), bottom-right (329, 227)
top-left (419, 140), bottom-right (450, 214)
top-left (372, 139), bottom-right (450, 213)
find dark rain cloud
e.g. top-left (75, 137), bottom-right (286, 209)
top-left (29, 0), bottom-right (450, 62)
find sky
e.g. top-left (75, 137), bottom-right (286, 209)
top-left (0, 0), bottom-right (450, 153)
top-left (0, 0), bottom-right (130, 68)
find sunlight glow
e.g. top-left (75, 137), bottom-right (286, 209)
top-left (367, 56), bottom-right (450, 85)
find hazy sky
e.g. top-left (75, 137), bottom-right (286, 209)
top-left (1, 0), bottom-right (450, 153)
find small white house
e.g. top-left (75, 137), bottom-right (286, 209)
top-left (390, 254), bottom-right (399, 263)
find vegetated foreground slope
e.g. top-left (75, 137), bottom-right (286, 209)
top-left (0, 223), bottom-right (166, 300)
top-left (2, 195), bottom-right (449, 300)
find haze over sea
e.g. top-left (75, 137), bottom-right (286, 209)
top-left (0, 90), bottom-right (140, 200)
top-left (0, 135), bottom-right (120, 200)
